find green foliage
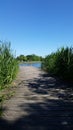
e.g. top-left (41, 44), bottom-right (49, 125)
top-left (42, 47), bottom-right (73, 81)
top-left (0, 41), bottom-right (19, 116)
top-left (42, 53), bottom-right (56, 73)
top-left (0, 42), bottom-right (19, 89)
top-left (17, 55), bottom-right (27, 61)
top-left (17, 54), bottom-right (43, 62)
top-left (26, 54), bottom-right (41, 61)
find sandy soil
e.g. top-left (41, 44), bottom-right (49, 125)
top-left (0, 66), bottom-right (73, 130)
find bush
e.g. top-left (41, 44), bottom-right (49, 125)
top-left (0, 42), bottom-right (19, 89)
top-left (42, 47), bottom-right (73, 81)
top-left (42, 53), bottom-right (57, 74)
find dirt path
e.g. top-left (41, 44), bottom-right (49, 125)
top-left (0, 66), bottom-right (73, 130)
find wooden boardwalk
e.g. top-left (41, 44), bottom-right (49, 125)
top-left (0, 66), bottom-right (73, 130)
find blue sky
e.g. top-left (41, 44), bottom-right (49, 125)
top-left (0, 0), bottom-right (73, 57)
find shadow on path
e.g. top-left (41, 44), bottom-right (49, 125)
top-left (0, 73), bottom-right (73, 130)
top-left (27, 73), bottom-right (73, 100)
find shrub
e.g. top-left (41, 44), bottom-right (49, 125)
top-left (0, 42), bottom-right (19, 89)
top-left (42, 47), bottom-right (73, 81)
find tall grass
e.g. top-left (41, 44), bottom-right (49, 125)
top-left (0, 42), bottom-right (19, 89)
top-left (42, 47), bottom-right (73, 81)
top-left (0, 41), bottom-right (19, 115)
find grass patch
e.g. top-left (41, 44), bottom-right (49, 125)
top-left (42, 47), bottom-right (73, 83)
top-left (0, 41), bottom-right (19, 116)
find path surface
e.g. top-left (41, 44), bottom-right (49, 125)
top-left (0, 66), bottom-right (73, 130)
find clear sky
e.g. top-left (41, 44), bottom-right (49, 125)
top-left (0, 0), bottom-right (73, 57)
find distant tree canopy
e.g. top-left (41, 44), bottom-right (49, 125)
top-left (16, 55), bottom-right (27, 61)
top-left (16, 54), bottom-right (43, 62)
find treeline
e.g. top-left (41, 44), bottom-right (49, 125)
top-left (42, 47), bottom-right (73, 82)
top-left (16, 54), bottom-right (43, 62)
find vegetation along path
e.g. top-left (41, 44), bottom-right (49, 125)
top-left (0, 66), bottom-right (73, 130)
